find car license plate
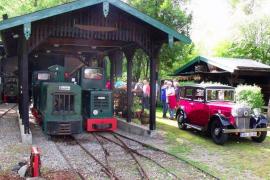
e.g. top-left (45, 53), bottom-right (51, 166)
top-left (240, 132), bottom-right (257, 137)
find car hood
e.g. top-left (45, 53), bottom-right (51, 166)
top-left (206, 101), bottom-right (235, 109)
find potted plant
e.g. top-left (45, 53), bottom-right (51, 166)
top-left (132, 95), bottom-right (142, 118)
top-left (140, 109), bottom-right (149, 124)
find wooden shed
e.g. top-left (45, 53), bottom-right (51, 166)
top-left (172, 56), bottom-right (270, 104)
top-left (0, 0), bottom-right (191, 133)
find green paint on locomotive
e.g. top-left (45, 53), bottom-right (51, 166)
top-left (79, 67), bottom-right (114, 119)
top-left (32, 70), bottom-right (52, 109)
top-left (82, 90), bottom-right (113, 119)
top-left (48, 65), bottom-right (65, 82)
top-left (39, 82), bottom-right (82, 135)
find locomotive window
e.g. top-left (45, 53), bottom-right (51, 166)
top-left (84, 69), bottom-right (103, 80)
top-left (37, 73), bottom-right (50, 80)
top-left (53, 93), bottom-right (75, 114)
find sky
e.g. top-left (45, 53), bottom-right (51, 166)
top-left (187, 0), bottom-right (270, 56)
top-left (188, 0), bottom-right (233, 56)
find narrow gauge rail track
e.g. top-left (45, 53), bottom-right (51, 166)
top-left (96, 133), bottom-right (180, 180)
top-left (53, 139), bottom-right (86, 180)
top-left (112, 134), bottom-right (150, 180)
top-left (54, 136), bottom-right (120, 180)
top-left (112, 132), bottom-right (219, 180)
top-left (0, 104), bottom-right (17, 119)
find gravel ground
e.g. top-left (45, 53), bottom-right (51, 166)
top-left (0, 105), bottom-right (214, 179)
top-left (74, 132), bottom-right (213, 180)
top-left (0, 104), bottom-right (29, 175)
top-left (30, 114), bottom-right (69, 172)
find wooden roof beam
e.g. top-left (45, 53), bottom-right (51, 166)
top-left (37, 44), bottom-right (112, 53)
top-left (46, 37), bottom-right (129, 48)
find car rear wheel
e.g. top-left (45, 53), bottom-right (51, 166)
top-left (211, 120), bottom-right (228, 145)
top-left (251, 124), bottom-right (267, 143)
top-left (177, 111), bottom-right (187, 130)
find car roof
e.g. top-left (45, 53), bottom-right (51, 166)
top-left (181, 83), bottom-right (234, 89)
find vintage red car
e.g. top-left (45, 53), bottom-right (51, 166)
top-left (176, 84), bottom-right (269, 145)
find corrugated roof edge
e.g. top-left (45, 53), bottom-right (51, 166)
top-left (0, 0), bottom-right (191, 44)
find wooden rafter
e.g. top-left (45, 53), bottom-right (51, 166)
top-left (46, 38), bottom-right (129, 48)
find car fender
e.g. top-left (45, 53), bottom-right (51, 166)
top-left (176, 108), bottom-right (187, 119)
top-left (210, 114), bottom-right (230, 127)
top-left (256, 115), bottom-right (268, 126)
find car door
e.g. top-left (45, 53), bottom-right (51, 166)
top-left (190, 88), bottom-right (209, 126)
top-left (180, 87), bottom-right (195, 123)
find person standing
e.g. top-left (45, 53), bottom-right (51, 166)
top-left (161, 81), bottom-right (168, 118)
top-left (166, 81), bottom-right (177, 120)
top-left (142, 80), bottom-right (150, 110)
top-left (173, 81), bottom-right (180, 101)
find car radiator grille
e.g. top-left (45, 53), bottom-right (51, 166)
top-left (235, 117), bottom-right (250, 129)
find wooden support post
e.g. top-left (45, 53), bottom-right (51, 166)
top-left (18, 55), bottom-right (22, 119)
top-left (109, 56), bottom-right (115, 90)
top-left (149, 56), bottom-right (156, 130)
top-left (18, 30), bottom-right (30, 134)
top-left (125, 50), bottom-right (134, 123)
top-left (149, 45), bottom-right (161, 131)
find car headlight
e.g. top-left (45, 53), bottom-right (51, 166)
top-left (231, 107), bottom-right (238, 117)
top-left (253, 108), bottom-right (261, 117)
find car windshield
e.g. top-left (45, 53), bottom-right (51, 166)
top-left (206, 89), bottom-right (235, 102)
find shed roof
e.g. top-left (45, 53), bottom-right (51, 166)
top-left (173, 56), bottom-right (270, 75)
top-left (0, 0), bottom-right (191, 44)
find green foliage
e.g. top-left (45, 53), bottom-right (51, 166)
top-left (0, 0), bottom-right (74, 20)
top-left (214, 15), bottom-right (270, 65)
top-left (235, 85), bottom-right (264, 109)
top-left (128, 0), bottom-right (194, 79)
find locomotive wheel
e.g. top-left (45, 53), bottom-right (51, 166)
top-left (211, 120), bottom-right (228, 145)
top-left (177, 111), bottom-right (187, 130)
top-left (252, 124), bottom-right (267, 143)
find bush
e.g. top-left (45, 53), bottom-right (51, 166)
top-left (235, 85), bottom-right (264, 109)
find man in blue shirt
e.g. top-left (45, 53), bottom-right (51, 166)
top-left (161, 81), bottom-right (168, 118)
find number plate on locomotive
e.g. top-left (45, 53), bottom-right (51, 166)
top-left (59, 86), bottom-right (71, 91)
top-left (240, 132), bottom-right (257, 137)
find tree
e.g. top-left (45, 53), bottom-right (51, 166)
top-left (127, 0), bottom-right (194, 79)
top-left (214, 16), bottom-right (270, 64)
top-left (0, 0), bottom-right (74, 20)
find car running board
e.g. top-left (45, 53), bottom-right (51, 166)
top-left (185, 123), bottom-right (203, 131)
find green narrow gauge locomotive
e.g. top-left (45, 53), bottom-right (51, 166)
top-left (79, 67), bottom-right (117, 132)
top-left (3, 76), bottom-right (18, 103)
top-left (32, 65), bottom-right (83, 135)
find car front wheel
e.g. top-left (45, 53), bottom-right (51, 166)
top-left (177, 111), bottom-right (187, 130)
top-left (251, 124), bottom-right (267, 143)
top-left (211, 120), bottom-right (228, 145)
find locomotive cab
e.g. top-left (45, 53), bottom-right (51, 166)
top-left (80, 67), bottom-right (117, 132)
top-left (32, 71), bottom-right (52, 108)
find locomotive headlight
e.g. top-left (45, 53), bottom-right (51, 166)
top-left (253, 108), bottom-right (261, 117)
top-left (93, 110), bottom-right (99, 115)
